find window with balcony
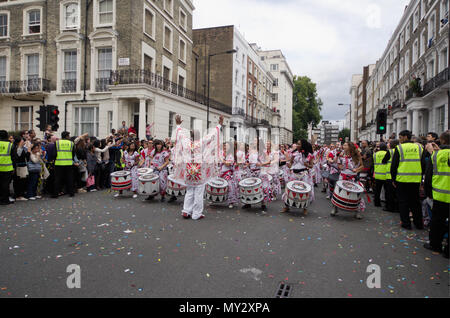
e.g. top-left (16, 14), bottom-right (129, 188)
top-left (144, 54), bottom-right (153, 72)
top-left (27, 54), bottom-right (39, 81)
top-left (14, 107), bottom-right (32, 131)
top-left (0, 56), bottom-right (6, 92)
top-left (439, 47), bottom-right (448, 72)
top-left (436, 106), bottom-right (446, 133)
top-left (0, 13), bottom-right (8, 37)
top-left (97, 48), bottom-right (112, 91)
top-left (63, 51), bottom-right (77, 92)
top-left (428, 59), bottom-right (435, 79)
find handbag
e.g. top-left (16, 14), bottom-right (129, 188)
top-left (27, 161), bottom-right (42, 173)
top-left (86, 174), bottom-right (95, 187)
top-left (16, 166), bottom-right (29, 178)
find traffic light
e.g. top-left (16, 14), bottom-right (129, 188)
top-left (36, 105), bottom-right (48, 132)
top-left (376, 109), bottom-right (387, 135)
top-left (47, 105), bottom-right (60, 131)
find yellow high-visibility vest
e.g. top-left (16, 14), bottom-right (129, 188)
top-left (386, 149), bottom-right (394, 180)
top-left (55, 140), bottom-right (74, 166)
top-left (431, 149), bottom-right (450, 203)
top-left (0, 141), bottom-right (13, 172)
top-left (374, 150), bottom-right (387, 181)
top-left (395, 143), bottom-right (423, 183)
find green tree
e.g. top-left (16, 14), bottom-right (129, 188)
top-left (339, 128), bottom-right (350, 141)
top-left (292, 76), bottom-right (322, 142)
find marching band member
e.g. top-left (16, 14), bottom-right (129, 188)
top-left (261, 141), bottom-right (281, 201)
top-left (172, 114), bottom-right (224, 221)
top-left (147, 140), bottom-right (170, 202)
top-left (220, 141), bottom-right (239, 209)
top-left (330, 142), bottom-right (365, 219)
top-left (115, 142), bottom-right (140, 198)
top-left (282, 140), bottom-right (315, 215)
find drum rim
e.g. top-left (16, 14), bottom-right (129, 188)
top-left (336, 180), bottom-right (364, 193)
top-left (138, 174), bottom-right (159, 181)
top-left (286, 180), bottom-right (312, 193)
top-left (111, 171), bottom-right (131, 176)
top-left (239, 177), bottom-right (262, 187)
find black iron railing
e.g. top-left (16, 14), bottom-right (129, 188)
top-left (0, 78), bottom-right (50, 94)
top-left (62, 79), bottom-right (77, 93)
top-left (422, 67), bottom-right (449, 96)
top-left (109, 69), bottom-right (232, 114)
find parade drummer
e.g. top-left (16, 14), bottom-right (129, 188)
top-left (146, 140), bottom-right (170, 202)
top-left (172, 114), bottom-right (224, 221)
top-left (242, 139), bottom-right (269, 212)
top-left (331, 142), bottom-right (365, 219)
top-left (281, 140), bottom-right (315, 215)
top-left (220, 141), bottom-right (239, 209)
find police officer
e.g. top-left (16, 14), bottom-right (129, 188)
top-left (382, 139), bottom-right (399, 212)
top-left (390, 130), bottom-right (426, 230)
top-left (373, 142), bottom-right (388, 207)
top-left (0, 130), bottom-right (14, 205)
top-left (53, 131), bottom-right (75, 198)
top-left (424, 130), bottom-right (449, 258)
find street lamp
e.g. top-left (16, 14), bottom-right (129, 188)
top-left (207, 49), bottom-right (237, 129)
top-left (338, 103), bottom-right (352, 141)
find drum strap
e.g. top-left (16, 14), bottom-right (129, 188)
top-left (357, 180), bottom-right (371, 204)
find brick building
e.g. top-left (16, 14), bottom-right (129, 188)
top-left (193, 25), bottom-right (277, 144)
top-left (0, 0), bottom-right (231, 139)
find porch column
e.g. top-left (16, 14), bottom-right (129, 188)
top-left (393, 119), bottom-right (397, 138)
top-left (139, 98), bottom-right (147, 139)
top-left (112, 98), bottom-right (119, 131)
top-left (412, 109), bottom-right (420, 137)
top-left (406, 112), bottom-right (412, 131)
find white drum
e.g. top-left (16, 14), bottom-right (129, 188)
top-left (138, 173), bottom-right (160, 196)
top-left (205, 177), bottom-right (229, 203)
top-left (331, 180), bottom-right (364, 212)
top-left (137, 168), bottom-right (153, 177)
top-left (239, 177), bottom-right (263, 205)
top-left (167, 174), bottom-right (186, 196)
top-left (111, 171), bottom-right (132, 191)
top-left (284, 181), bottom-right (312, 209)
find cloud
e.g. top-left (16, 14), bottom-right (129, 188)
top-left (193, 0), bottom-right (411, 121)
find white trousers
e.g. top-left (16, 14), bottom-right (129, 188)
top-left (182, 185), bottom-right (206, 220)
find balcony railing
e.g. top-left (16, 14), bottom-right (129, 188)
top-left (0, 78), bottom-right (50, 94)
top-left (61, 79), bottom-right (77, 93)
top-left (109, 69), bottom-right (232, 114)
top-left (422, 67), bottom-right (449, 96)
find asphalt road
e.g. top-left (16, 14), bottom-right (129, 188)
top-left (0, 186), bottom-right (448, 298)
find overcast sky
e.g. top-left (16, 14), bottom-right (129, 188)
top-left (193, 0), bottom-right (411, 121)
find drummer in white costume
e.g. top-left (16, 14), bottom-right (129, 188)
top-left (282, 140), bottom-right (315, 215)
top-left (171, 114), bottom-right (224, 220)
top-left (330, 142), bottom-right (365, 219)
